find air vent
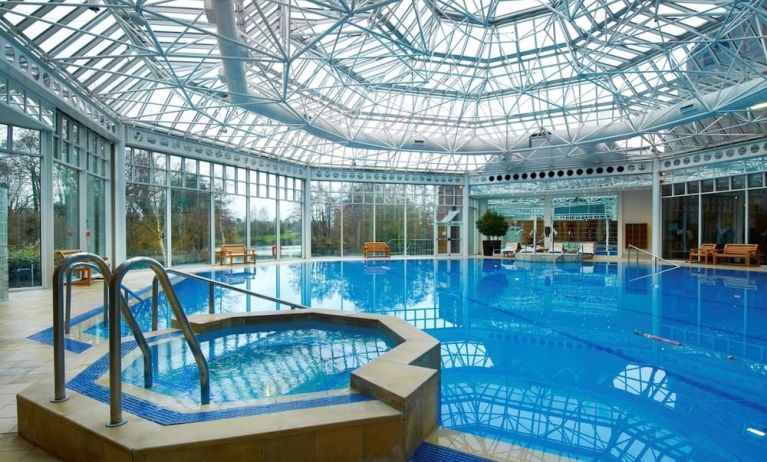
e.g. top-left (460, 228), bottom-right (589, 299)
top-left (414, 139), bottom-right (425, 144)
top-left (679, 104), bottom-right (695, 114)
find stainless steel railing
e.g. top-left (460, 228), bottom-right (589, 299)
top-left (109, 257), bottom-right (210, 426)
top-left (149, 268), bottom-right (308, 331)
top-left (626, 244), bottom-right (681, 282)
top-left (53, 253), bottom-right (153, 407)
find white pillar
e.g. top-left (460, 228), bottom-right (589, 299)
top-left (40, 129), bottom-right (54, 288)
top-left (302, 170), bottom-right (312, 259)
top-left (617, 191), bottom-right (625, 258)
top-left (651, 157), bottom-right (662, 257)
top-left (543, 196), bottom-right (552, 250)
top-left (111, 124), bottom-right (127, 266)
top-left (461, 176), bottom-right (470, 256)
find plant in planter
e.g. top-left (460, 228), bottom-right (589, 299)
top-left (476, 209), bottom-right (509, 256)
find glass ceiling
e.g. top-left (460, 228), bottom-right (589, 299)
top-left (0, 1), bottom-right (765, 172)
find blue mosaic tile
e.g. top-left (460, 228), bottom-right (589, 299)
top-left (67, 333), bottom-right (376, 425)
top-left (408, 443), bottom-right (493, 462)
top-left (27, 329), bottom-right (93, 353)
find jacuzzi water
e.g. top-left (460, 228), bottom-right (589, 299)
top-left (78, 259), bottom-right (767, 461)
top-left (122, 321), bottom-right (396, 404)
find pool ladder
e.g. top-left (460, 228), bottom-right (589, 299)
top-left (52, 253), bottom-right (211, 427)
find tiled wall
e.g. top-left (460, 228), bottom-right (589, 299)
top-left (0, 183), bottom-right (7, 301)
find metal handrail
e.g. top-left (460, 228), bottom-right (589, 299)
top-left (627, 244), bottom-right (680, 269)
top-left (109, 257), bottom-right (210, 427)
top-left (53, 253), bottom-right (153, 406)
top-left (149, 269), bottom-right (308, 331)
top-left (626, 245), bottom-right (680, 282)
top-left (63, 262), bottom-right (107, 333)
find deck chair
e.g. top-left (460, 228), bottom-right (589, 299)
top-left (550, 242), bottom-right (564, 253)
top-left (581, 242), bottom-right (595, 260)
top-left (501, 242), bottom-right (519, 257)
top-left (688, 243), bottom-right (717, 264)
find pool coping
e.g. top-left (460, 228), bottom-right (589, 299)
top-left (17, 308), bottom-right (441, 461)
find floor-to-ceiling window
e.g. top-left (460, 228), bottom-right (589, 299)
top-left (310, 181), bottom-right (442, 257)
top-left (661, 161), bottom-right (767, 259)
top-left (126, 149), bottom-right (167, 262)
top-left (406, 185), bottom-right (435, 255)
top-left (487, 197), bottom-right (544, 248)
top-left (251, 196), bottom-right (277, 260)
top-left (126, 147), bottom-right (304, 264)
top-left (748, 173), bottom-right (767, 263)
top-left (311, 181), bottom-right (344, 257)
top-left (54, 112), bottom-right (110, 258)
top-left (553, 196), bottom-right (618, 255)
top-left (661, 195), bottom-right (699, 260)
top-left (213, 164), bottom-right (247, 250)
top-left (0, 125), bottom-right (42, 288)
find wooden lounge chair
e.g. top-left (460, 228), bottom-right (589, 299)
top-left (216, 244), bottom-right (257, 265)
top-left (688, 243), bottom-right (717, 264)
top-left (580, 242), bottom-right (595, 260)
top-left (501, 242), bottom-right (519, 257)
top-left (712, 244), bottom-right (760, 267)
top-left (363, 242), bottom-right (391, 259)
top-left (55, 249), bottom-right (107, 286)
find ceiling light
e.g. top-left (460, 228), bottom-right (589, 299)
top-left (749, 102), bottom-right (767, 110)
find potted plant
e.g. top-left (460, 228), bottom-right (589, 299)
top-left (476, 209), bottom-right (509, 256)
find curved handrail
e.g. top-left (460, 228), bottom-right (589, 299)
top-left (63, 262), bottom-right (107, 333)
top-left (109, 257), bottom-right (210, 426)
top-left (53, 253), bottom-right (154, 406)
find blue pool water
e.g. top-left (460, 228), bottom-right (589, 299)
top-left (122, 321), bottom-right (395, 404)
top-left (82, 259), bottom-right (767, 461)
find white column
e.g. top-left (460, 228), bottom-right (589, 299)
top-left (617, 191), bottom-right (624, 258)
top-left (543, 196), bottom-right (552, 250)
top-left (111, 124), bottom-right (127, 266)
top-left (303, 171), bottom-right (312, 259)
top-left (40, 129), bottom-right (55, 288)
top-left (651, 157), bottom-right (662, 257)
top-left (461, 176), bottom-right (470, 256)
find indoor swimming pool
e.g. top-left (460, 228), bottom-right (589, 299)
top-left (65, 259), bottom-right (767, 461)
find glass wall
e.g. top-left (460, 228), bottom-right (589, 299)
top-left (280, 201), bottom-right (302, 258)
top-left (251, 197), bottom-right (277, 260)
top-left (662, 171), bottom-right (766, 261)
top-left (53, 163), bottom-right (79, 250)
top-left (126, 147), bottom-right (304, 264)
top-left (702, 192), bottom-right (745, 246)
top-left (661, 196), bottom-right (698, 260)
top-left (0, 125), bottom-right (42, 288)
top-left (171, 189), bottom-right (211, 265)
top-left (54, 112), bottom-right (110, 258)
top-left (311, 181), bottom-right (447, 257)
top-left (487, 198), bottom-right (544, 248)
top-left (553, 196), bottom-right (618, 255)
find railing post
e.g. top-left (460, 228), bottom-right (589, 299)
top-left (52, 265), bottom-right (68, 403)
top-left (151, 277), bottom-right (159, 331)
top-left (107, 269), bottom-right (126, 427)
top-left (64, 267), bottom-right (73, 334)
top-left (208, 281), bottom-right (215, 314)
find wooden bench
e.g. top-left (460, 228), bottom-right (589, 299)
top-left (712, 244), bottom-right (760, 267)
top-left (55, 249), bottom-right (108, 286)
top-left (363, 242), bottom-right (391, 259)
top-left (688, 243), bottom-right (717, 264)
top-left (216, 244), bottom-right (257, 265)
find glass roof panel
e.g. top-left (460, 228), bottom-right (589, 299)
top-left (0, 0), bottom-right (763, 172)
